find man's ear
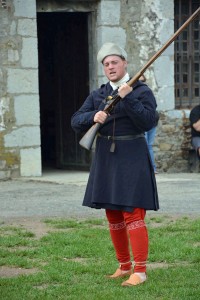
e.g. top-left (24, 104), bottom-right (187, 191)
top-left (124, 60), bottom-right (128, 68)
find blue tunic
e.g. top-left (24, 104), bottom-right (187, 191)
top-left (71, 80), bottom-right (159, 212)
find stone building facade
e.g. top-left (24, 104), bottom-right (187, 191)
top-left (0, 0), bottom-right (199, 179)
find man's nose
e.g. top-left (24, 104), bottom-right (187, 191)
top-left (108, 64), bottom-right (114, 68)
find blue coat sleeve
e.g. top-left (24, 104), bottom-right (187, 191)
top-left (121, 86), bottom-right (157, 132)
top-left (71, 94), bottom-right (97, 133)
top-left (71, 93), bottom-right (101, 134)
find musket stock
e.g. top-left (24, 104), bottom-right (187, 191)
top-left (79, 6), bottom-right (200, 150)
top-left (79, 123), bottom-right (101, 150)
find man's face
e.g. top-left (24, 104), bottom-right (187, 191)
top-left (102, 55), bottom-right (127, 82)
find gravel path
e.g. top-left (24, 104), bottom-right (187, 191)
top-left (0, 172), bottom-right (200, 221)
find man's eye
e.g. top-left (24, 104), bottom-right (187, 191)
top-left (104, 62), bottom-right (118, 67)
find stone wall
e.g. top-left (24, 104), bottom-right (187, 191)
top-left (0, 0), bottom-right (41, 179)
top-left (155, 110), bottom-right (192, 172)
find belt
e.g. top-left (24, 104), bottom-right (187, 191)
top-left (97, 133), bottom-right (144, 140)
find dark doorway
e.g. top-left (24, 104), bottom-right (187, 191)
top-left (37, 12), bottom-right (91, 170)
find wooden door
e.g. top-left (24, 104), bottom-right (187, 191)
top-left (37, 12), bottom-right (91, 170)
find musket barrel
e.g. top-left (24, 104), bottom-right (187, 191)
top-left (127, 6), bottom-right (200, 87)
top-left (79, 6), bottom-right (200, 150)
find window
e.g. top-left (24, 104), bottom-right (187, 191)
top-left (174, 0), bottom-right (200, 108)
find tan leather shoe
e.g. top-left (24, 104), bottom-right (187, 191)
top-left (106, 268), bottom-right (132, 279)
top-left (121, 273), bottom-right (147, 286)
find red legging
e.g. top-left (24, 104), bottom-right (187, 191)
top-left (106, 208), bottom-right (148, 273)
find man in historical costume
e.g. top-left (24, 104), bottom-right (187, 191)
top-left (71, 42), bottom-right (159, 286)
top-left (189, 104), bottom-right (200, 159)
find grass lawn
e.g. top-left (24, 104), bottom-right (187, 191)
top-left (0, 215), bottom-right (199, 300)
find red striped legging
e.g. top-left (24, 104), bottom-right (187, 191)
top-left (106, 208), bottom-right (148, 273)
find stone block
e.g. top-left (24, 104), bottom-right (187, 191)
top-left (21, 38), bottom-right (38, 68)
top-left (14, 95), bottom-right (40, 126)
top-left (10, 21), bottom-right (17, 35)
top-left (0, 170), bottom-right (11, 180)
top-left (159, 143), bottom-right (172, 151)
top-left (97, 26), bottom-right (126, 50)
top-left (162, 124), bottom-right (176, 133)
top-left (7, 69), bottom-right (39, 94)
top-left (157, 19), bottom-right (174, 48)
top-left (183, 109), bottom-right (190, 118)
top-left (0, 160), bottom-right (6, 169)
top-left (155, 0), bottom-right (174, 19)
top-left (0, 97), bottom-right (10, 131)
top-left (8, 49), bottom-right (19, 63)
top-left (17, 19), bottom-right (37, 37)
top-left (156, 86), bottom-right (175, 111)
top-left (13, 0), bottom-right (36, 18)
top-left (97, 0), bottom-right (120, 25)
top-left (154, 56), bottom-right (174, 86)
top-left (4, 126), bottom-right (41, 147)
top-left (20, 147), bottom-right (42, 177)
top-left (166, 109), bottom-right (183, 119)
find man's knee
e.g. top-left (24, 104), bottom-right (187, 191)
top-left (123, 208), bottom-right (146, 224)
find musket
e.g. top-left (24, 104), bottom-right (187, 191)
top-left (79, 6), bottom-right (200, 150)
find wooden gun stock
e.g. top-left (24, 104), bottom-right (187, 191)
top-left (79, 123), bottom-right (101, 150)
top-left (79, 6), bottom-right (200, 150)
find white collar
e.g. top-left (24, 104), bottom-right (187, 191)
top-left (110, 73), bottom-right (130, 90)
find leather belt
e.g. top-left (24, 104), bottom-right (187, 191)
top-left (97, 133), bottom-right (144, 140)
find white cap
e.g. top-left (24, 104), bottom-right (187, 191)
top-left (97, 42), bottom-right (127, 63)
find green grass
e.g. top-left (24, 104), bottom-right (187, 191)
top-left (0, 216), bottom-right (199, 300)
